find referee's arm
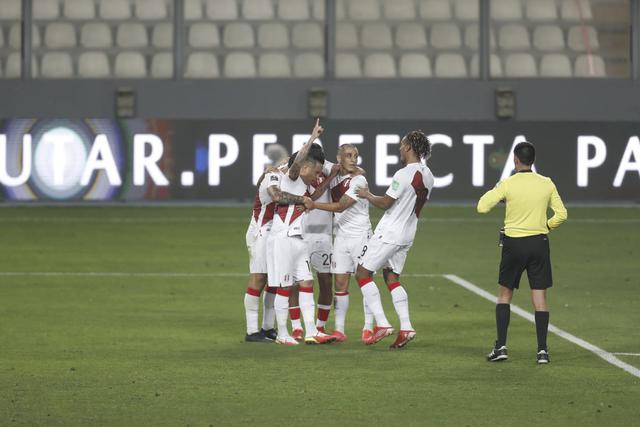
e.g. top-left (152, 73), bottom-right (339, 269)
top-left (477, 182), bottom-right (506, 214)
top-left (547, 183), bottom-right (568, 230)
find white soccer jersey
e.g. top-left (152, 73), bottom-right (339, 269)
top-left (247, 171), bottom-right (279, 236)
top-left (304, 161), bottom-right (334, 237)
top-left (374, 162), bottom-right (434, 246)
top-left (271, 172), bottom-right (308, 237)
top-left (330, 174), bottom-right (371, 237)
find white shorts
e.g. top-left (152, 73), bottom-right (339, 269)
top-left (273, 235), bottom-right (313, 287)
top-left (359, 233), bottom-right (411, 275)
top-left (332, 232), bottom-right (371, 274)
top-left (247, 227), bottom-right (269, 274)
top-left (306, 233), bottom-right (332, 274)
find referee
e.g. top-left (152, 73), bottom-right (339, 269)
top-left (477, 142), bottom-right (567, 364)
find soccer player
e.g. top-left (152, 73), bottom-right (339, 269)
top-left (269, 119), bottom-right (336, 346)
top-left (477, 141), bottom-right (567, 364)
top-left (303, 144), bottom-right (373, 342)
top-left (354, 131), bottom-right (434, 349)
top-left (243, 150), bottom-right (288, 342)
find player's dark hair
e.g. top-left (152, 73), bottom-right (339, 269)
top-left (287, 143), bottom-right (325, 168)
top-left (403, 130), bottom-right (432, 160)
top-left (514, 141), bottom-right (535, 166)
top-left (288, 152), bottom-right (297, 168)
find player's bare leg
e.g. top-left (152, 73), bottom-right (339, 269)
top-left (355, 264), bottom-right (393, 345)
top-left (315, 272), bottom-right (333, 333)
top-left (383, 268), bottom-right (416, 349)
top-left (244, 273), bottom-right (271, 342)
top-left (288, 285), bottom-right (303, 341)
top-left (331, 273), bottom-right (351, 342)
top-left (299, 280), bottom-right (336, 344)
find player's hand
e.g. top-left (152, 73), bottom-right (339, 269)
top-left (311, 118), bottom-right (324, 139)
top-left (355, 185), bottom-right (370, 199)
top-left (303, 196), bottom-right (315, 211)
top-left (330, 163), bottom-right (340, 177)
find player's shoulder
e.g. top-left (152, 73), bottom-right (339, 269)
top-left (351, 174), bottom-right (367, 185)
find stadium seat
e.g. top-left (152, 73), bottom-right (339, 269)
top-left (185, 52), bottom-right (220, 78)
top-left (574, 54), bottom-right (606, 77)
top-left (383, 0), bottom-right (415, 20)
top-left (152, 23), bottom-right (173, 48)
top-left (44, 22), bottom-right (76, 49)
top-left (117, 23), bottom-right (148, 48)
top-left (313, 0), bottom-right (327, 20)
top-left (533, 25), bottom-right (564, 51)
top-left (63, 0), bottom-right (96, 19)
top-left (293, 52), bottom-right (324, 78)
top-left (259, 53), bottom-right (292, 78)
top-left (361, 23), bottom-right (393, 49)
top-left (454, 0), bottom-right (478, 21)
top-left (80, 22), bottom-right (112, 48)
top-left (561, 0), bottom-right (593, 21)
top-left (348, 0), bottom-right (380, 21)
top-left (9, 23), bottom-right (41, 49)
top-left (464, 24), bottom-right (496, 49)
top-left (396, 23), bottom-right (428, 50)
top-left (0, 0), bottom-right (21, 20)
top-left (223, 23), bottom-right (254, 48)
top-left (188, 22), bottom-right (220, 48)
top-left (78, 51), bottom-right (111, 78)
top-left (504, 53), bottom-right (537, 77)
top-left (278, 0), bottom-right (310, 20)
top-left (100, 0), bottom-right (132, 19)
top-left (498, 24), bottom-right (530, 51)
top-left (206, 0), bottom-right (238, 20)
top-left (525, 0), bottom-right (557, 21)
top-left (33, 0), bottom-right (59, 20)
top-left (434, 53), bottom-right (467, 77)
top-left (539, 53), bottom-right (572, 77)
top-left (431, 23), bottom-right (462, 49)
top-left (40, 52), bottom-right (73, 78)
top-left (224, 52), bottom-right (257, 78)
top-left (398, 53), bottom-right (432, 78)
top-left (135, 0), bottom-right (169, 20)
top-left (470, 53), bottom-right (503, 77)
top-left (257, 23), bottom-right (289, 49)
top-left (335, 53), bottom-right (362, 78)
top-left (491, 0), bottom-right (522, 21)
top-left (292, 22), bottom-right (323, 49)
top-left (185, 0), bottom-right (203, 19)
top-left (242, 0), bottom-right (274, 20)
top-left (150, 52), bottom-right (173, 78)
top-left (419, 0), bottom-right (452, 20)
top-left (114, 52), bottom-right (147, 78)
top-left (568, 25), bottom-right (599, 51)
top-left (336, 23), bottom-right (358, 49)
top-left (5, 52), bottom-right (38, 78)
top-left (364, 54), bottom-right (396, 78)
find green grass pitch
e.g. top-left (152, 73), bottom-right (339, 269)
top-left (1, 205), bottom-right (639, 426)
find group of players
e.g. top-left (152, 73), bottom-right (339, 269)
top-left (244, 119), bottom-right (434, 348)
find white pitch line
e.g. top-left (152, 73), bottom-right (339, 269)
top-left (613, 353), bottom-right (640, 357)
top-left (443, 274), bottom-right (640, 379)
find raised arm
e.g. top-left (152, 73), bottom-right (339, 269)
top-left (547, 183), bottom-right (568, 230)
top-left (477, 181), bottom-right (507, 214)
top-left (289, 118), bottom-right (324, 180)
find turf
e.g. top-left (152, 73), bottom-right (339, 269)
top-left (0, 206), bottom-right (638, 426)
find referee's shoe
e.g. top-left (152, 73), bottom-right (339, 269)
top-left (487, 342), bottom-right (508, 362)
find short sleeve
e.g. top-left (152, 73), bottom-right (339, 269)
top-left (385, 170), bottom-right (407, 200)
top-left (266, 172), bottom-right (281, 188)
top-left (344, 175), bottom-right (367, 201)
top-left (322, 160), bottom-right (335, 177)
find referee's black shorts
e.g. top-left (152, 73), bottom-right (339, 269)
top-left (499, 234), bottom-right (552, 290)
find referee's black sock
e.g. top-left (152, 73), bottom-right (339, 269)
top-left (495, 304), bottom-right (510, 348)
top-left (535, 311), bottom-right (550, 351)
